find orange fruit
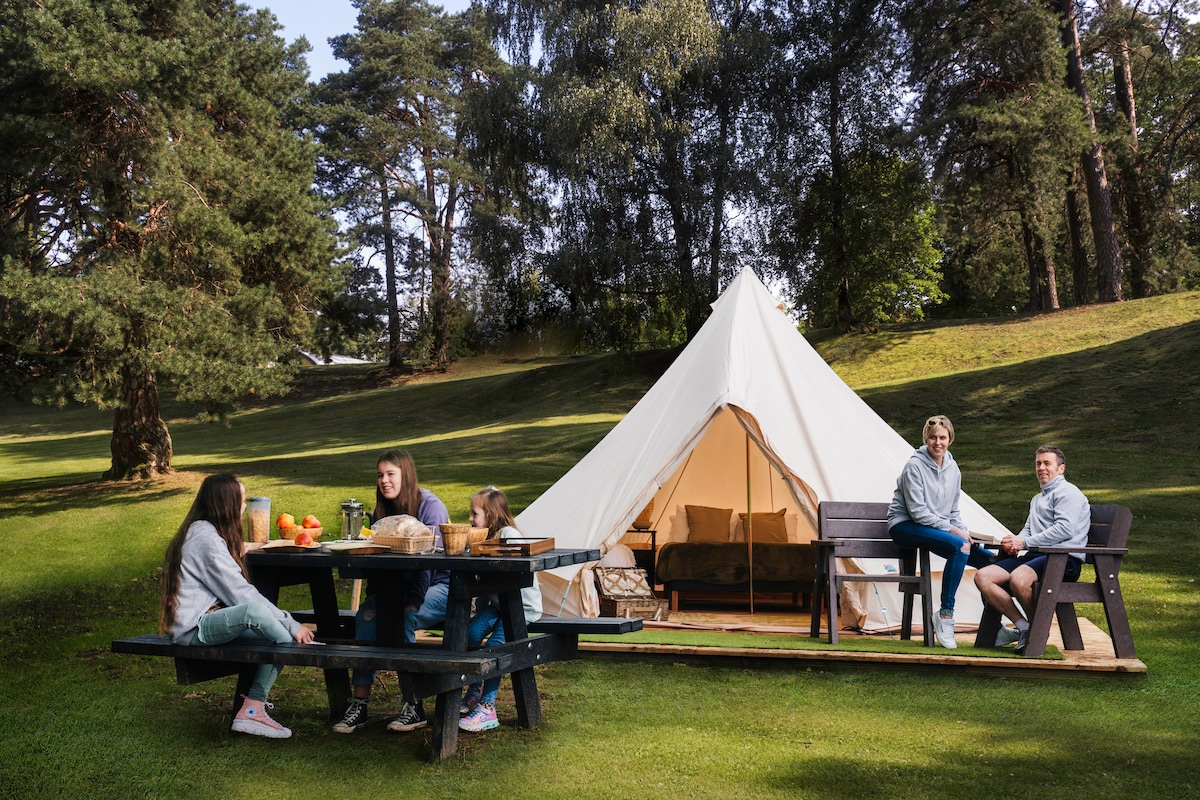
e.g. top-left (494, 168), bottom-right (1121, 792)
top-left (277, 513), bottom-right (295, 529)
top-left (301, 514), bottom-right (321, 529)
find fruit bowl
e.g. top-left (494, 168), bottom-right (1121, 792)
top-left (279, 526), bottom-right (323, 541)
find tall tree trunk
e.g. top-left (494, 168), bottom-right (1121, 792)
top-left (1064, 174), bottom-right (1092, 305)
top-left (104, 361), bottom-right (172, 480)
top-left (380, 175), bottom-right (403, 369)
top-left (708, 93), bottom-right (731, 306)
top-left (1055, 0), bottom-right (1125, 302)
top-left (1107, 0), bottom-right (1152, 297)
top-left (427, 151), bottom-right (457, 367)
top-left (828, 45), bottom-right (855, 334)
top-left (1020, 202), bottom-right (1059, 312)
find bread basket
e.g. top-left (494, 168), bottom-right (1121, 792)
top-left (374, 530), bottom-right (434, 553)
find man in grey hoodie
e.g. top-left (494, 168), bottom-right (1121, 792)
top-left (974, 446), bottom-right (1091, 653)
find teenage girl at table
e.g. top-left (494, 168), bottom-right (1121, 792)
top-left (333, 448), bottom-right (450, 734)
top-left (160, 473), bottom-right (315, 739)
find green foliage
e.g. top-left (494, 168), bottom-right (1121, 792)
top-left (790, 150), bottom-right (947, 327)
top-left (0, 0), bottom-right (338, 470)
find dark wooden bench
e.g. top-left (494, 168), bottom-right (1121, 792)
top-left (112, 633), bottom-right (512, 728)
top-left (974, 504), bottom-right (1136, 659)
top-left (809, 501), bottom-right (934, 646)
top-left (290, 608), bottom-right (357, 638)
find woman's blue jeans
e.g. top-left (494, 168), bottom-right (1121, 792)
top-left (195, 602), bottom-right (291, 701)
top-left (351, 584), bottom-right (451, 689)
top-left (889, 521), bottom-right (993, 617)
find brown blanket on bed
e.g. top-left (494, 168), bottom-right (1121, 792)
top-left (657, 541), bottom-right (816, 586)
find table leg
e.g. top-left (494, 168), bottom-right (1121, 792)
top-left (429, 691), bottom-right (460, 761)
top-left (499, 589), bottom-right (542, 728)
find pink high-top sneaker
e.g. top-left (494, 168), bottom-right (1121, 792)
top-left (231, 695), bottom-right (292, 739)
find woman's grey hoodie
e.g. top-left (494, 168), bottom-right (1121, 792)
top-left (887, 445), bottom-right (964, 532)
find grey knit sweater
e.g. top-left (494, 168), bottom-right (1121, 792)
top-left (167, 520), bottom-right (301, 644)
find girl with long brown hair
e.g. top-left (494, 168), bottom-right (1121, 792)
top-left (333, 448), bottom-right (450, 735)
top-left (161, 473), bottom-right (314, 738)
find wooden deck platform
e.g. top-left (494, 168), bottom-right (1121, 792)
top-left (576, 608), bottom-right (1147, 677)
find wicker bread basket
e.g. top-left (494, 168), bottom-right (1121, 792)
top-left (374, 531), bottom-right (434, 553)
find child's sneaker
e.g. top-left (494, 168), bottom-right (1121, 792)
top-left (332, 697), bottom-right (369, 734)
top-left (231, 695), bottom-right (291, 739)
top-left (386, 701), bottom-right (427, 732)
top-left (459, 685), bottom-right (482, 715)
top-left (459, 703), bottom-right (499, 732)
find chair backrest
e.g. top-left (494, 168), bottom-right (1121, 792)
top-left (817, 502), bottom-right (891, 540)
top-left (1085, 504), bottom-right (1133, 557)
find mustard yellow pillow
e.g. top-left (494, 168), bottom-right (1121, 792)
top-left (685, 505), bottom-right (734, 543)
top-left (738, 509), bottom-right (788, 543)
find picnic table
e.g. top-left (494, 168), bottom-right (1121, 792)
top-left (245, 545), bottom-right (609, 759)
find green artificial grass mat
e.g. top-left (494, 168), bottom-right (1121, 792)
top-left (582, 630), bottom-right (1063, 659)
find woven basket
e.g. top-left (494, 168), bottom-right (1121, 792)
top-left (279, 526), bottom-right (322, 541)
top-left (468, 527), bottom-right (490, 550)
top-left (443, 531), bottom-right (468, 555)
top-left (374, 531), bottom-right (434, 553)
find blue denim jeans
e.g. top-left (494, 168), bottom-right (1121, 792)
top-left (889, 521), bottom-right (993, 616)
top-left (467, 600), bottom-right (505, 704)
top-left (195, 602), bottom-right (291, 701)
top-left (350, 583), bottom-right (451, 689)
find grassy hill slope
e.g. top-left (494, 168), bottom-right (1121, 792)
top-left (1, 291), bottom-right (1199, 798)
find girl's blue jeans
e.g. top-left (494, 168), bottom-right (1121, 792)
top-left (889, 521), bottom-right (993, 616)
top-left (468, 600), bottom-right (505, 704)
top-left (195, 602), bottom-right (291, 701)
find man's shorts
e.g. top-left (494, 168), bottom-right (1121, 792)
top-left (992, 552), bottom-right (1084, 582)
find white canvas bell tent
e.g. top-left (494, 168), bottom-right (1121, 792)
top-left (517, 268), bottom-right (1009, 628)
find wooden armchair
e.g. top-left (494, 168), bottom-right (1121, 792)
top-left (809, 501), bottom-right (934, 646)
top-left (974, 504), bottom-right (1135, 659)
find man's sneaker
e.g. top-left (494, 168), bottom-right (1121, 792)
top-left (995, 626), bottom-right (1021, 647)
top-left (460, 685), bottom-right (482, 715)
top-left (386, 701), bottom-right (427, 732)
top-left (1014, 626), bottom-right (1031, 655)
top-left (459, 703), bottom-right (499, 732)
top-left (332, 697), bottom-right (369, 734)
top-left (933, 614), bottom-right (957, 649)
top-left (231, 695), bottom-right (291, 739)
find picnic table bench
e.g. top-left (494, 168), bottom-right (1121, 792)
top-left (111, 633), bottom-right (513, 698)
top-left (112, 546), bottom-right (642, 760)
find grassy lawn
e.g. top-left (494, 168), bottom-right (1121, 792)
top-left (1, 291), bottom-right (1198, 799)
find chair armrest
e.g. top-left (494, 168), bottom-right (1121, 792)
top-left (1027, 545), bottom-right (1128, 556)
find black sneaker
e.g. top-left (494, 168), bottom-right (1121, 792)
top-left (332, 697), bottom-right (369, 733)
top-left (387, 701), bottom-right (427, 732)
top-left (1014, 626), bottom-right (1031, 655)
